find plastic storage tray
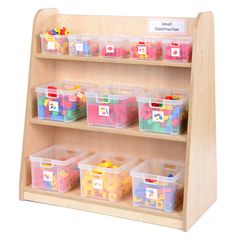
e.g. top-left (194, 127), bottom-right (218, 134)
top-left (162, 37), bottom-right (192, 62)
top-left (130, 37), bottom-right (162, 60)
top-left (68, 34), bottom-right (99, 56)
top-left (138, 89), bottom-right (188, 135)
top-left (85, 85), bottom-right (141, 128)
top-left (79, 152), bottom-right (137, 202)
top-left (40, 34), bottom-right (69, 55)
top-left (35, 80), bottom-right (94, 122)
top-left (98, 35), bottom-right (129, 58)
top-left (30, 145), bottom-right (88, 192)
top-left (130, 160), bottom-right (184, 212)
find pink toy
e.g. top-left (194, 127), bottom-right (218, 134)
top-left (130, 38), bottom-right (162, 60)
top-left (30, 145), bottom-right (87, 193)
top-left (85, 85), bottom-right (141, 128)
top-left (162, 38), bottom-right (192, 62)
top-left (99, 36), bottom-right (129, 58)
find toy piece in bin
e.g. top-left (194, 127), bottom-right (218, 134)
top-left (138, 88), bottom-right (188, 135)
top-left (30, 145), bottom-right (88, 193)
top-left (79, 152), bottom-right (137, 202)
top-left (130, 160), bottom-right (184, 212)
top-left (35, 80), bottom-right (94, 122)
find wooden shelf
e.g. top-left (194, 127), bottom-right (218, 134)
top-left (24, 185), bottom-right (183, 229)
top-left (30, 117), bottom-right (187, 142)
top-left (35, 53), bottom-right (192, 68)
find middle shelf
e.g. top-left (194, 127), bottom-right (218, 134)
top-left (30, 117), bottom-right (187, 142)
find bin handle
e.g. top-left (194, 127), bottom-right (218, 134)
top-left (47, 86), bottom-right (59, 99)
top-left (163, 163), bottom-right (177, 171)
top-left (96, 96), bottom-right (110, 104)
top-left (149, 100), bottom-right (164, 109)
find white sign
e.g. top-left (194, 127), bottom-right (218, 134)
top-left (146, 188), bottom-right (158, 200)
top-left (93, 178), bottom-right (103, 190)
top-left (49, 101), bottom-right (59, 112)
top-left (99, 105), bottom-right (109, 117)
top-left (148, 19), bottom-right (186, 34)
top-left (43, 170), bottom-right (53, 183)
top-left (47, 41), bottom-right (55, 50)
top-left (75, 43), bottom-right (84, 52)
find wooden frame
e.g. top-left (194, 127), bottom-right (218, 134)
top-left (19, 8), bottom-right (216, 231)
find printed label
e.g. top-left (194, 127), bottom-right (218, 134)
top-left (146, 188), bottom-right (158, 200)
top-left (49, 101), bottom-right (59, 112)
top-left (106, 44), bottom-right (114, 53)
top-left (43, 170), bottom-right (53, 183)
top-left (75, 43), bottom-right (84, 52)
top-left (152, 110), bottom-right (164, 122)
top-left (148, 19), bottom-right (186, 34)
top-left (47, 41), bottom-right (55, 50)
top-left (171, 47), bottom-right (180, 57)
top-left (99, 105), bottom-right (109, 116)
top-left (137, 45), bottom-right (147, 55)
top-left (93, 178), bottom-right (103, 190)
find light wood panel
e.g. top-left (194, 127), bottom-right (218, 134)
top-left (35, 53), bottom-right (192, 68)
top-left (20, 9), bottom-right (59, 199)
top-left (183, 12), bottom-right (216, 231)
top-left (24, 185), bottom-right (183, 229)
top-left (54, 128), bottom-right (186, 161)
top-left (30, 117), bottom-right (187, 142)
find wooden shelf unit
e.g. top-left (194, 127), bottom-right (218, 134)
top-left (20, 9), bottom-right (216, 231)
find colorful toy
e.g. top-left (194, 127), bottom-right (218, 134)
top-left (68, 35), bottom-right (99, 56)
top-left (40, 27), bottom-right (70, 55)
top-left (30, 145), bottom-right (87, 193)
top-left (99, 36), bottom-right (129, 58)
top-left (85, 85), bottom-right (141, 128)
top-left (162, 38), bottom-right (192, 62)
top-left (35, 81), bottom-right (91, 122)
top-left (79, 153), bottom-right (136, 202)
top-left (130, 38), bottom-right (162, 60)
top-left (130, 160), bottom-right (184, 212)
top-left (138, 90), bottom-right (188, 135)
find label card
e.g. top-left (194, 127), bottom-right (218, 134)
top-left (148, 19), bottom-right (186, 34)
top-left (146, 188), bottom-right (158, 200)
top-left (99, 105), bottom-right (109, 116)
top-left (49, 101), bottom-right (59, 112)
top-left (47, 41), bottom-right (55, 50)
top-left (106, 44), bottom-right (114, 53)
top-left (75, 43), bottom-right (84, 52)
top-left (43, 170), bottom-right (53, 183)
top-left (93, 178), bottom-right (103, 190)
top-left (152, 110), bottom-right (164, 122)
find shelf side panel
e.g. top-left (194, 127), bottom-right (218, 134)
top-left (19, 8), bottom-right (59, 199)
top-left (184, 12), bottom-right (216, 230)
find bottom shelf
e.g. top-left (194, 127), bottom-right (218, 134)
top-left (23, 185), bottom-right (184, 229)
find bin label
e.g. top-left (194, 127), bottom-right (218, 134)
top-left (106, 44), bottom-right (114, 53)
top-left (75, 43), bottom-right (84, 52)
top-left (152, 110), bottom-right (164, 122)
top-left (43, 170), bottom-right (53, 183)
top-left (137, 45), bottom-right (147, 55)
top-left (49, 101), bottom-right (59, 112)
top-left (171, 47), bottom-right (180, 57)
top-left (146, 188), bottom-right (158, 200)
top-left (47, 41), bottom-right (55, 50)
top-left (99, 105), bottom-right (109, 116)
top-left (93, 178), bottom-right (103, 190)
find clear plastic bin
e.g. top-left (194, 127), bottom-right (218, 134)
top-left (68, 34), bottom-right (99, 56)
top-left (79, 152), bottom-right (137, 202)
top-left (85, 85), bottom-right (141, 128)
top-left (98, 35), bottom-right (129, 58)
top-left (35, 81), bottom-right (94, 122)
top-left (162, 37), bottom-right (192, 62)
top-left (138, 89), bottom-right (188, 135)
top-left (130, 37), bottom-right (162, 60)
top-left (40, 34), bottom-right (69, 55)
top-left (130, 160), bottom-right (184, 212)
top-left (30, 145), bottom-right (88, 192)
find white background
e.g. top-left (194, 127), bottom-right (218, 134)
top-left (0, 0), bottom-right (235, 235)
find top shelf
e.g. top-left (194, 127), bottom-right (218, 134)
top-left (35, 53), bottom-right (192, 68)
